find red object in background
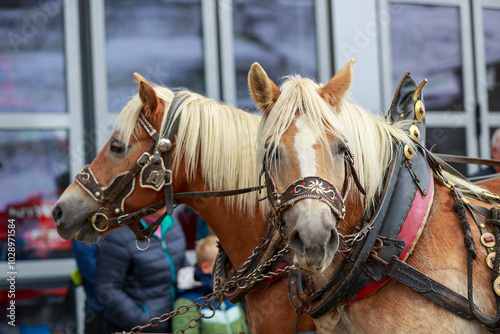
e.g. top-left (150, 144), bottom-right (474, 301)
top-left (0, 191), bottom-right (72, 259)
top-left (0, 287), bottom-right (68, 304)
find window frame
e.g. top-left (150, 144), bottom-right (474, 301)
top-left (379, 0), bottom-right (478, 173)
top-left (0, 0), bottom-right (82, 287)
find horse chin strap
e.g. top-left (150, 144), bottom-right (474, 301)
top-left (263, 145), bottom-right (365, 237)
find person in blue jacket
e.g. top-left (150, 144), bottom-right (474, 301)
top-left (95, 207), bottom-right (187, 333)
top-left (72, 240), bottom-right (107, 334)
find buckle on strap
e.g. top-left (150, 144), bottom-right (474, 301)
top-left (137, 152), bottom-right (151, 166)
top-left (165, 169), bottom-right (172, 186)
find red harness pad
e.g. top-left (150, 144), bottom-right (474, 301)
top-left (345, 173), bottom-right (434, 304)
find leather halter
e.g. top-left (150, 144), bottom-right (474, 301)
top-left (75, 96), bottom-right (263, 244)
top-left (263, 144), bottom-right (365, 238)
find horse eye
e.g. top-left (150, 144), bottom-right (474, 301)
top-left (110, 139), bottom-right (126, 155)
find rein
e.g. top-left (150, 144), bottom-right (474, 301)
top-left (75, 96), bottom-right (263, 245)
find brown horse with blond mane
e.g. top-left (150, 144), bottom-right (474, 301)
top-left (52, 73), bottom-right (315, 333)
top-left (248, 59), bottom-right (500, 333)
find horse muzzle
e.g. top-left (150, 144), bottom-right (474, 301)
top-left (285, 200), bottom-right (339, 274)
top-left (52, 186), bottom-right (101, 242)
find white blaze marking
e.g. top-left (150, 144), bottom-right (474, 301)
top-left (294, 115), bottom-right (318, 177)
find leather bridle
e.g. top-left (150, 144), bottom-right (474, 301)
top-left (75, 95), bottom-right (262, 247)
top-left (263, 144), bottom-right (366, 238)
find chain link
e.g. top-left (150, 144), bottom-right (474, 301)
top-left (122, 243), bottom-right (293, 334)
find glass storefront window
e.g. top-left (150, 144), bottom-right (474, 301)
top-left (0, 1), bottom-right (66, 113)
top-left (0, 130), bottom-right (72, 260)
top-left (390, 4), bottom-right (463, 111)
top-left (483, 9), bottom-right (500, 112)
top-left (233, 0), bottom-right (317, 109)
top-left (105, 0), bottom-right (205, 112)
top-left (426, 127), bottom-right (466, 175)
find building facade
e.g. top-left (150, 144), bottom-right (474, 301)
top-left (0, 0), bottom-right (499, 331)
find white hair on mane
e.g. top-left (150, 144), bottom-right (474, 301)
top-left (168, 91), bottom-right (266, 217)
top-left (258, 75), bottom-right (489, 211)
top-left (115, 86), bottom-right (266, 217)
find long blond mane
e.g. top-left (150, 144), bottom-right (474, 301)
top-left (115, 87), bottom-right (265, 217)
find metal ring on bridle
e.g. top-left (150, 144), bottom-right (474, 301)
top-left (135, 238), bottom-right (151, 251)
top-left (90, 212), bottom-right (109, 232)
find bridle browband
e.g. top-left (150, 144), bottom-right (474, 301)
top-left (75, 95), bottom-right (263, 247)
top-left (263, 144), bottom-right (366, 238)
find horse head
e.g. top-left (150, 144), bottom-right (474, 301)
top-left (249, 59), bottom-right (365, 275)
top-left (52, 73), bottom-right (176, 243)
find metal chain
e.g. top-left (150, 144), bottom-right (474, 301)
top-left (126, 291), bottom-right (223, 334)
top-left (337, 222), bottom-right (373, 253)
top-left (233, 237), bottom-right (272, 277)
top-left (123, 244), bottom-right (294, 334)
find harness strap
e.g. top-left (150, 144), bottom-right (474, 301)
top-left (174, 186), bottom-right (264, 200)
top-left (160, 97), bottom-right (181, 216)
top-left (343, 146), bottom-right (366, 196)
top-left (105, 153), bottom-right (150, 205)
top-left (436, 153), bottom-right (500, 169)
top-left (384, 256), bottom-right (476, 320)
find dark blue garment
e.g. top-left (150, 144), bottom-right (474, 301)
top-left (72, 240), bottom-right (103, 312)
top-left (95, 216), bottom-right (187, 333)
top-left (196, 217), bottom-right (209, 240)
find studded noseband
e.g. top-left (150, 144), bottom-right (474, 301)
top-left (263, 145), bottom-right (366, 237)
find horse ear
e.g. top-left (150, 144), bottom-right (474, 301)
top-left (248, 62), bottom-right (280, 115)
top-left (133, 72), bottom-right (159, 115)
top-left (318, 58), bottom-right (356, 109)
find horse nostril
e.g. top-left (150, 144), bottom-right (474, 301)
top-left (52, 205), bottom-right (63, 226)
top-left (328, 228), bottom-right (339, 251)
top-left (289, 230), bottom-right (305, 254)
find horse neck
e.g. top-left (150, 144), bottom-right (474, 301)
top-left (176, 162), bottom-right (267, 270)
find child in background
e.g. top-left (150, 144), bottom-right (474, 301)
top-left (173, 235), bottom-right (248, 334)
